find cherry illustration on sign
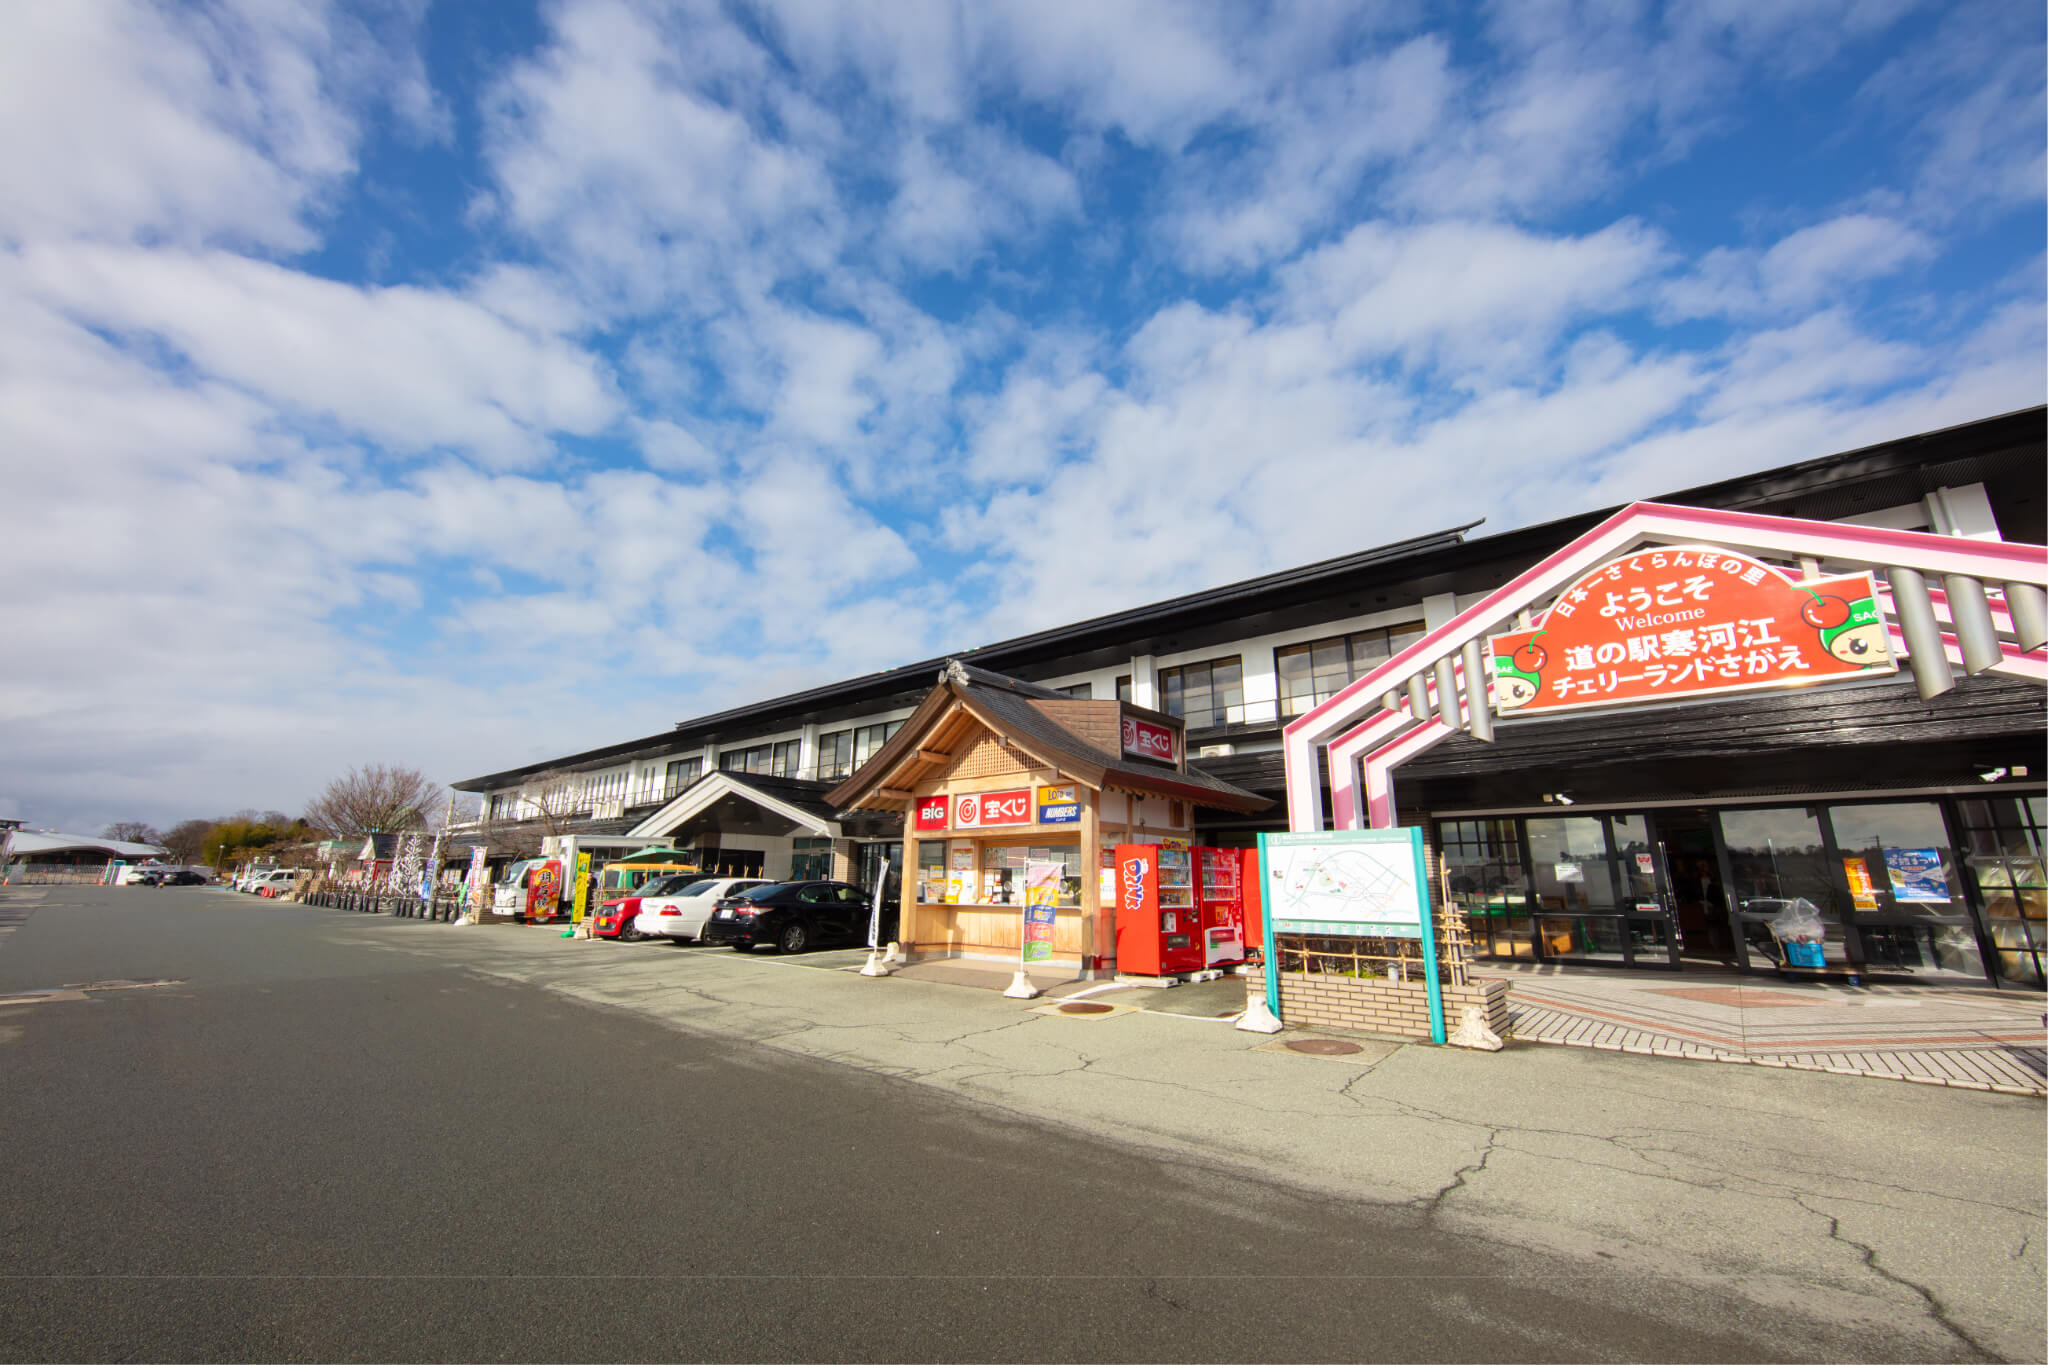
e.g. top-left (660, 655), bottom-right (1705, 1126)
top-left (1487, 545), bottom-right (1894, 717)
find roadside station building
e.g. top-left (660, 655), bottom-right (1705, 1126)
top-left (452, 406), bottom-right (2045, 988)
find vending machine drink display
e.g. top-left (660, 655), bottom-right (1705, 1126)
top-left (1114, 843), bottom-right (1203, 976)
top-left (1195, 847), bottom-right (1248, 967)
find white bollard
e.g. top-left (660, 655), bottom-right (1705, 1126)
top-left (1236, 994), bottom-right (1283, 1033)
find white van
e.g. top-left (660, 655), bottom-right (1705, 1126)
top-left (251, 869), bottom-right (301, 899)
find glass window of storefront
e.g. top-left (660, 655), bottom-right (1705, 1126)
top-left (1824, 801), bottom-right (1982, 980)
top-left (1440, 795), bottom-right (2041, 985)
top-left (977, 843), bottom-right (1083, 907)
top-left (1440, 819), bottom-right (1533, 959)
top-left (1956, 796), bottom-right (2046, 987)
top-left (917, 840), bottom-right (947, 904)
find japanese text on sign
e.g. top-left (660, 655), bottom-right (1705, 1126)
top-left (1487, 546), bottom-right (1893, 718)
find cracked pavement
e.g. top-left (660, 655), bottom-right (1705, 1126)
top-left (347, 915), bottom-right (2048, 1362)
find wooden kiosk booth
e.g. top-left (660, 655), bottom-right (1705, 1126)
top-left (828, 661), bottom-right (1270, 975)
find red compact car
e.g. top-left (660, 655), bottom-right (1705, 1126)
top-left (590, 873), bottom-right (702, 940)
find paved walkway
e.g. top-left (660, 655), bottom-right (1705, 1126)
top-left (888, 951), bottom-right (2048, 1096)
top-left (1485, 961), bottom-right (2048, 1096)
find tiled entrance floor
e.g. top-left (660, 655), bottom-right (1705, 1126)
top-left (1486, 962), bottom-right (2047, 1095)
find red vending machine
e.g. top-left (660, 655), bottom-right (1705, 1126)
top-left (1195, 847), bottom-right (1248, 967)
top-left (1113, 843), bottom-right (1203, 976)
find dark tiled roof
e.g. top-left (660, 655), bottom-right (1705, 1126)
top-left (951, 664), bottom-right (1269, 809)
top-left (712, 771), bottom-right (904, 838)
top-left (831, 661), bottom-right (1271, 814)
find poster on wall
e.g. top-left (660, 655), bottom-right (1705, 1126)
top-left (1842, 857), bottom-right (1881, 910)
top-left (1883, 848), bottom-right (1950, 903)
top-left (1487, 547), bottom-right (1895, 719)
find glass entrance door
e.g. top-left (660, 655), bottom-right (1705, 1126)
top-left (1715, 806), bottom-right (1850, 971)
top-left (1525, 814), bottom-right (1679, 968)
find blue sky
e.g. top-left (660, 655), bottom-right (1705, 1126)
top-left (2, 0), bottom-right (2042, 835)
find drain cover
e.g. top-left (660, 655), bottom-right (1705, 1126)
top-left (1286, 1038), bottom-right (1364, 1056)
top-left (1058, 1001), bottom-right (1116, 1015)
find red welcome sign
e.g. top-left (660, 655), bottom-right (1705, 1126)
top-left (1486, 545), bottom-right (1894, 717)
top-left (1121, 714), bottom-right (1176, 762)
top-left (913, 796), bottom-right (949, 831)
top-left (953, 788), bottom-right (1033, 828)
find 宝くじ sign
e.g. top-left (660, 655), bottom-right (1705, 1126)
top-left (953, 789), bottom-right (1033, 828)
top-left (1487, 546), bottom-right (1893, 718)
top-left (1121, 715), bottom-right (1175, 762)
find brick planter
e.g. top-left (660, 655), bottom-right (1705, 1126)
top-left (1247, 967), bottom-right (1512, 1042)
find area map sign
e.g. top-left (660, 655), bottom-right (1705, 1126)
top-left (1486, 546), bottom-right (1894, 718)
top-left (1260, 828), bottom-right (1430, 937)
top-left (1255, 827), bottom-right (1444, 1044)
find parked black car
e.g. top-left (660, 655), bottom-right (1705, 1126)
top-left (157, 870), bottom-right (209, 886)
top-left (699, 880), bottom-right (894, 954)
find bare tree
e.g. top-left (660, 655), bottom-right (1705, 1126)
top-left (303, 764), bottom-right (439, 837)
top-left (162, 819), bottom-right (214, 863)
top-left (513, 768), bottom-right (591, 840)
top-left (102, 821), bottom-right (163, 845)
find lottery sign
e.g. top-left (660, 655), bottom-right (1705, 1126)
top-left (1487, 545), bottom-right (1894, 718)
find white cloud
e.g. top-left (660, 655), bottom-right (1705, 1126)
top-left (0, 0), bottom-right (436, 252)
top-left (1662, 214), bottom-right (1936, 319)
top-left (1701, 311), bottom-right (1923, 417)
top-left (631, 419), bottom-right (719, 477)
top-left (1277, 218), bottom-right (1671, 379)
top-left (16, 244), bottom-right (620, 467)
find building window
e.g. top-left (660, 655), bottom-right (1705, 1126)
top-left (1275, 623), bottom-right (1425, 718)
top-left (664, 757), bottom-right (702, 795)
top-left (719, 741), bottom-right (800, 778)
top-left (1115, 676), bottom-right (1133, 703)
top-left (790, 837), bottom-right (834, 881)
top-left (816, 730), bottom-right (855, 780)
top-left (1158, 657), bottom-right (1243, 729)
top-left (1050, 682), bottom-right (1092, 699)
top-left (488, 793), bottom-right (515, 820)
top-left (850, 720), bottom-right (903, 771)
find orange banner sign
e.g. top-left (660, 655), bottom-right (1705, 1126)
top-left (1487, 546), bottom-right (1893, 717)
